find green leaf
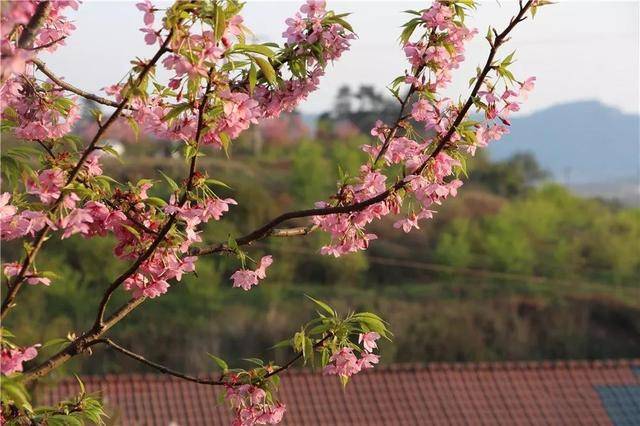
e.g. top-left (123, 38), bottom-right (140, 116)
top-left (145, 197), bottom-right (167, 207)
top-left (100, 145), bottom-right (123, 162)
top-left (126, 116), bottom-right (140, 141)
top-left (253, 56), bottom-right (277, 86)
top-left (158, 170), bottom-right (180, 192)
top-left (234, 44), bottom-right (276, 58)
top-left (207, 353), bottom-right (228, 372)
top-left (215, 5), bottom-right (226, 41)
top-left (219, 132), bottom-right (231, 158)
top-left (303, 337), bottom-right (314, 365)
top-left (162, 102), bottom-right (192, 122)
top-left (305, 294), bottom-right (335, 317)
top-left (307, 322), bottom-right (332, 336)
top-left (328, 16), bottom-right (354, 33)
top-left (248, 63), bottom-right (257, 95)
top-left (242, 358), bottom-right (264, 367)
top-left (270, 339), bottom-right (291, 350)
top-left (42, 337), bottom-right (69, 350)
top-left (205, 178), bottom-right (231, 189)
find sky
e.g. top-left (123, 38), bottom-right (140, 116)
top-left (41, 1), bottom-right (640, 116)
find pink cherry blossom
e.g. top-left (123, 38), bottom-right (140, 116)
top-left (0, 193), bottom-right (17, 222)
top-left (357, 352), bottom-right (380, 370)
top-left (394, 215), bottom-right (420, 233)
top-left (26, 168), bottom-right (65, 204)
top-left (301, 0), bottom-right (326, 17)
top-left (3, 262), bottom-right (21, 278)
top-left (359, 331), bottom-right (380, 353)
top-left (1, 344), bottom-right (40, 375)
top-left (230, 256), bottom-right (273, 290)
top-left (255, 255), bottom-right (273, 280)
top-left (136, 0), bottom-right (155, 26)
top-left (323, 347), bottom-right (361, 378)
top-left (26, 276), bottom-right (51, 286)
top-left (140, 27), bottom-right (160, 45)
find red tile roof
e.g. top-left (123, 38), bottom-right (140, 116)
top-left (37, 359), bottom-right (640, 425)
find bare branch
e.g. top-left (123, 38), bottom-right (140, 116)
top-left (31, 58), bottom-right (128, 109)
top-left (26, 36), bottom-right (66, 51)
top-left (92, 339), bottom-right (226, 386)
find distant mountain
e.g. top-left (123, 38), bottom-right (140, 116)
top-left (303, 100), bottom-right (639, 203)
top-left (489, 101), bottom-right (639, 186)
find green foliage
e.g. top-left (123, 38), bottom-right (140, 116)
top-left (1, 377), bottom-right (107, 425)
top-left (290, 141), bottom-right (331, 204)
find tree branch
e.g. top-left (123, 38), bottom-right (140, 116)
top-left (31, 58), bottom-right (128, 109)
top-left (27, 36), bottom-right (66, 51)
top-left (91, 338), bottom-right (226, 385)
top-left (90, 333), bottom-right (332, 386)
top-left (17, 1), bottom-right (51, 49)
top-left (93, 67), bottom-right (214, 327)
top-left (21, 0), bottom-right (534, 386)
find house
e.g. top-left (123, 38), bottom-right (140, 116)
top-left (38, 359), bottom-right (640, 425)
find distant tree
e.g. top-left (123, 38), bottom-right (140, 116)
top-left (470, 151), bottom-right (548, 197)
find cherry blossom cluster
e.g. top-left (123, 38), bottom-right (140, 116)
top-left (122, 0), bottom-right (354, 152)
top-left (0, 78), bottom-right (81, 140)
top-left (230, 255), bottom-right (273, 291)
top-left (0, 0), bottom-right (78, 80)
top-left (323, 332), bottom-right (380, 381)
top-left (313, 0), bottom-right (535, 257)
top-left (225, 381), bottom-right (286, 426)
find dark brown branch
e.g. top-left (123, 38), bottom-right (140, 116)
top-left (17, 1), bottom-right (51, 49)
top-left (27, 36), bottom-right (66, 51)
top-left (23, 297), bottom-right (145, 384)
top-left (93, 67), bottom-right (214, 327)
top-left (91, 333), bottom-right (332, 385)
top-left (92, 338), bottom-right (226, 385)
top-left (31, 58), bottom-right (127, 109)
top-left (193, 0), bottom-right (534, 258)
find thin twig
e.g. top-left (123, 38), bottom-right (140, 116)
top-left (26, 36), bottom-right (66, 51)
top-left (31, 58), bottom-right (129, 109)
top-left (92, 339), bottom-right (226, 385)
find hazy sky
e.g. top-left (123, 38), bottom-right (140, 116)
top-left (41, 1), bottom-right (639, 115)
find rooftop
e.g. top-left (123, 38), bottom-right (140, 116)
top-left (38, 359), bottom-right (640, 425)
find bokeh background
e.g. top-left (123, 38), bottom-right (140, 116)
top-left (2, 1), bottom-right (639, 378)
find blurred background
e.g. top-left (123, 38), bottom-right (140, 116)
top-left (2, 1), bottom-right (639, 378)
